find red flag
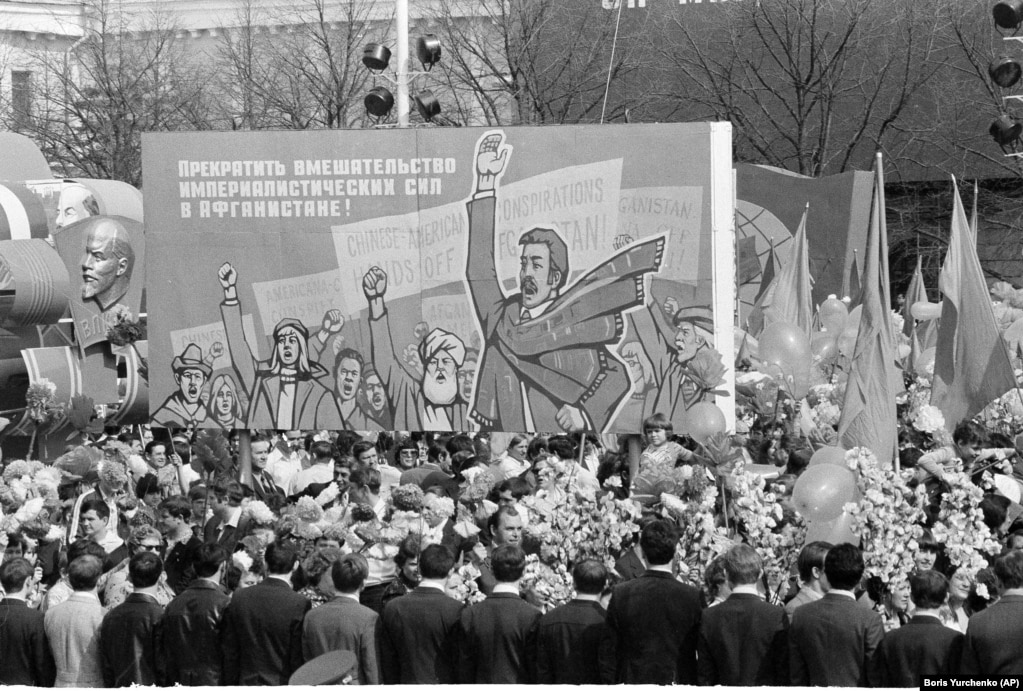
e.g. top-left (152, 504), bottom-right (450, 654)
top-left (764, 205), bottom-right (813, 335)
top-left (930, 178), bottom-right (1016, 431)
top-left (838, 164), bottom-right (898, 465)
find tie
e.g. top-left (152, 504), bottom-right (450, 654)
top-left (520, 309), bottom-right (531, 322)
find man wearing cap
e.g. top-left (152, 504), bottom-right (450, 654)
top-left (463, 131), bottom-right (664, 433)
top-left (363, 266), bottom-right (468, 431)
top-left (152, 343), bottom-right (211, 429)
top-left (630, 298), bottom-right (722, 432)
top-left (218, 262), bottom-right (342, 429)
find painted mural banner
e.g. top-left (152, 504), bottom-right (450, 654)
top-left (143, 123), bottom-right (735, 433)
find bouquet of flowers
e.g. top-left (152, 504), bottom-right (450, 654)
top-left (446, 562), bottom-right (486, 605)
top-left (845, 447), bottom-right (927, 585)
top-left (930, 470), bottom-right (1001, 574)
top-left (520, 555), bottom-right (574, 612)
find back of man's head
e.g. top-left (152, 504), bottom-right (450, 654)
top-left (546, 436), bottom-right (577, 462)
top-left (128, 551), bottom-right (164, 589)
top-left (419, 544), bottom-right (455, 580)
top-left (909, 570), bottom-right (948, 610)
top-left (491, 544), bottom-right (526, 583)
top-left (639, 520), bottom-right (678, 566)
top-left (722, 544), bottom-right (762, 587)
top-left (310, 441), bottom-right (334, 464)
top-left (68, 555), bottom-right (103, 591)
top-left (195, 543), bottom-right (228, 578)
top-left (67, 538), bottom-right (107, 564)
top-left (264, 542), bottom-right (299, 576)
top-left (0, 557), bottom-right (33, 594)
top-left (572, 559), bottom-right (608, 595)
top-left (331, 553), bottom-right (369, 593)
top-left (797, 541), bottom-right (832, 583)
top-left (823, 543), bottom-right (864, 591)
top-left (995, 548), bottom-right (1023, 590)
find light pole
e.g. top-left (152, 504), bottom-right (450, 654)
top-left (396, 0), bottom-right (410, 128)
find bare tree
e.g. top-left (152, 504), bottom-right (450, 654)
top-left (649, 0), bottom-right (945, 176)
top-left (426, 0), bottom-right (634, 126)
top-left (16, 0), bottom-right (216, 185)
top-left (215, 0), bottom-right (375, 130)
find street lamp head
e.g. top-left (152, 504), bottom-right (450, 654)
top-left (994, 0), bottom-right (1023, 30)
top-left (365, 87), bottom-right (395, 117)
top-left (363, 43), bottom-right (392, 71)
top-left (991, 56), bottom-right (1023, 88)
top-left (990, 114), bottom-right (1023, 146)
top-left (417, 35), bottom-right (442, 70)
top-left (414, 90), bottom-right (441, 122)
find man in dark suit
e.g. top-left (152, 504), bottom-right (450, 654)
top-left (962, 549), bottom-right (1023, 674)
top-left (99, 551), bottom-right (166, 686)
top-left (380, 544), bottom-right (464, 683)
top-left (604, 519), bottom-right (703, 684)
top-left (457, 544), bottom-right (541, 683)
top-left (0, 557), bottom-right (56, 686)
top-left (789, 542), bottom-right (885, 686)
top-left (879, 569), bottom-right (963, 686)
top-left (697, 544), bottom-right (788, 685)
top-left (161, 543), bottom-right (232, 686)
top-left (157, 496), bottom-right (202, 594)
top-left (302, 553), bottom-right (381, 684)
top-left (221, 541), bottom-right (311, 685)
top-left (202, 478), bottom-right (247, 554)
top-left (535, 558), bottom-right (614, 684)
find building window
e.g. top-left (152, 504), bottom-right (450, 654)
top-left (11, 70), bottom-right (32, 130)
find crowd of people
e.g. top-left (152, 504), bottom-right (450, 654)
top-left (0, 412), bottom-right (1022, 686)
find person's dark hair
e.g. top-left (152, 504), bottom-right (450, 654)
top-left (335, 431), bottom-right (363, 459)
top-left (350, 466), bottom-right (381, 494)
top-left (128, 551), bottom-right (164, 588)
top-left (159, 495), bottom-right (192, 522)
top-left (823, 543), bottom-right (865, 591)
top-left (212, 477), bottom-right (245, 505)
top-left (995, 548), bottom-right (1023, 590)
top-left (143, 440), bottom-right (167, 457)
top-left (967, 567), bottom-right (1002, 615)
top-left (981, 494), bottom-right (1011, 533)
top-left (491, 544), bottom-right (526, 582)
top-left (426, 443), bottom-right (448, 465)
top-left (67, 538), bottom-right (107, 564)
top-left (68, 555), bottom-right (103, 591)
top-left (0, 557), bottom-right (33, 593)
top-left (351, 440), bottom-right (377, 463)
top-left (899, 447), bottom-right (923, 470)
top-left (526, 437), bottom-right (549, 463)
top-left (394, 534), bottom-right (422, 569)
top-left (639, 519), bottom-right (678, 566)
top-left (642, 412), bottom-right (673, 434)
top-left (446, 434), bottom-right (475, 457)
top-left (547, 436), bottom-right (577, 462)
top-left (187, 485), bottom-right (208, 502)
top-left (487, 506), bottom-right (522, 534)
top-left (332, 553), bottom-right (369, 592)
top-left (519, 227), bottom-right (569, 291)
top-left (195, 543), bottom-right (228, 578)
top-left (172, 437), bottom-right (192, 465)
top-left (572, 559), bottom-right (608, 595)
top-left (723, 543), bottom-right (762, 586)
top-left (135, 473), bottom-right (161, 500)
top-left (419, 544), bottom-right (455, 579)
top-left (80, 498), bottom-right (110, 521)
top-left (450, 451), bottom-right (478, 480)
top-left (704, 556), bottom-right (727, 601)
top-left (264, 542), bottom-right (299, 575)
top-left (496, 476), bottom-right (531, 500)
top-left (953, 421), bottom-right (986, 448)
top-left (797, 541), bottom-right (832, 582)
top-left (909, 569), bottom-right (948, 609)
top-left (785, 448), bottom-right (811, 476)
top-left (309, 441), bottom-right (334, 463)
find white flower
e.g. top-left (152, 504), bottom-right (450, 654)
top-left (243, 500), bottom-right (276, 526)
top-left (315, 482), bottom-right (340, 506)
top-left (913, 405), bottom-right (945, 434)
top-left (13, 497), bottom-right (44, 523)
top-left (232, 551), bottom-right (253, 573)
top-left (975, 582), bottom-right (990, 601)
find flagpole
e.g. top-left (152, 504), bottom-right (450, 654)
top-left (875, 152), bottom-right (899, 470)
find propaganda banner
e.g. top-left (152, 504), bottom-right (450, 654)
top-left (143, 124), bottom-right (734, 433)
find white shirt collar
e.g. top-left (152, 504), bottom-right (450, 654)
top-left (266, 573), bottom-right (293, 586)
top-left (731, 584), bottom-right (762, 597)
top-left (337, 591), bottom-right (361, 603)
top-left (521, 297), bottom-right (556, 319)
top-left (828, 588), bottom-right (856, 600)
top-left (224, 505), bottom-right (242, 528)
top-left (574, 592), bottom-right (602, 603)
top-left (493, 583), bottom-right (520, 595)
top-left (418, 578), bottom-right (447, 592)
top-left (646, 562), bottom-right (674, 575)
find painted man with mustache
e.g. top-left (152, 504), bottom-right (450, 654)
top-left (80, 218), bottom-right (134, 311)
top-left (464, 131), bottom-right (665, 433)
top-left (152, 343), bottom-right (210, 429)
top-left (363, 266), bottom-right (469, 431)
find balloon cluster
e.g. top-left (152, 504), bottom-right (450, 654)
top-left (758, 321), bottom-right (813, 399)
top-left (791, 446), bottom-right (860, 544)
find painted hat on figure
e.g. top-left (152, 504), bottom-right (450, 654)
top-left (170, 343), bottom-right (212, 377)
